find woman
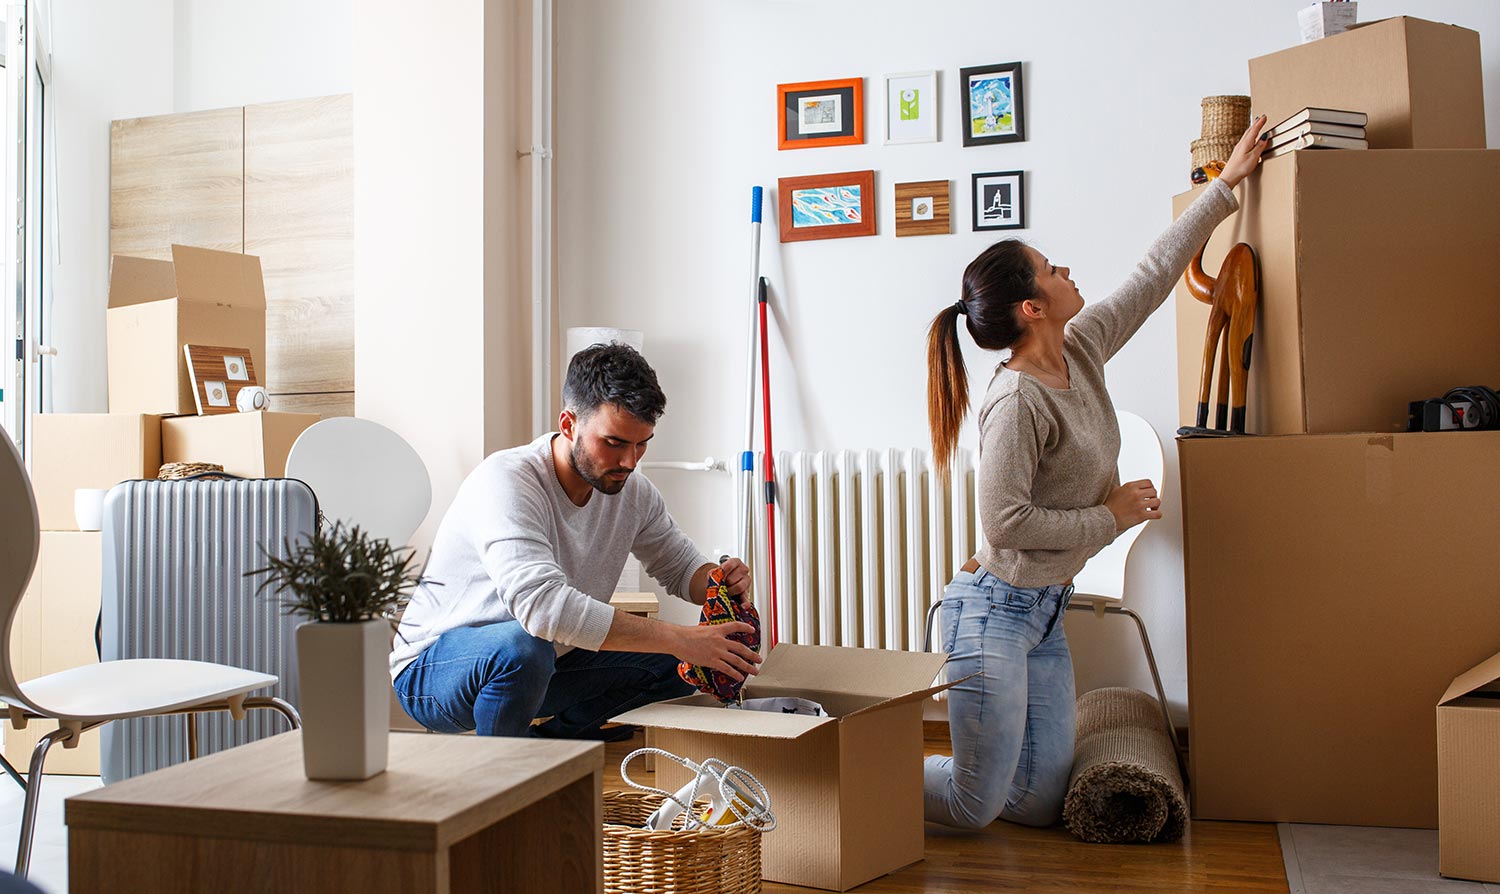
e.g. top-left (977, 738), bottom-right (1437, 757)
top-left (922, 116), bottom-right (1268, 830)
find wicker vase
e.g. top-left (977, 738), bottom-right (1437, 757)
top-left (1200, 95), bottom-right (1251, 138)
top-left (1190, 137), bottom-right (1239, 170)
top-left (603, 791), bottom-right (763, 894)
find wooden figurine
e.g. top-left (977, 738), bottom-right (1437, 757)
top-left (1184, 240), bottom-right (1258, 434)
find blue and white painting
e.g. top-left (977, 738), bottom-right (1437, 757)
top-left (969, 72), bottom-right (1015, 138)
top-left (791, 185), bottom-right (863, 228)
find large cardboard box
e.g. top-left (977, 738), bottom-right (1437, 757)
top-left (1181, 431), bottom-right (1500, 827)
top-left (1249, 16), bottom-right (1485, 150)
top-left (161, 412), bottom-right (319, 479)
top-left (30, 414), bottom-right (162, 531)
top-left (4, 533), bottom-right (104, 774)
top-left (614, 644), bottom-right (951, 891)
top-left (1174, 149), bottom-right (1500, 435)
top-left (108, 245), bottom-right (267, 416)
top-left (1437, 652), bottom-right (1500, 883)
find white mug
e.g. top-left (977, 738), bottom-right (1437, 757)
top-left (236, 386), bottom-right (268, 412)
top-left (74, 488), bottom-right (108, 531)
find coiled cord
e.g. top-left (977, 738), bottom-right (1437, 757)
top-left (620, 747), bottom-right (777, 833)
top-left (1444, 385), bottom-right (1500, 429)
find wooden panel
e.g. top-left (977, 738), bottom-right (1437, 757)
top-left (245, 95), bottom-right (355, 396)
top-left (448, 771), bottom-right (601, 894)
top-left (894, 179), bottom-right (951, 237)
top-left (267, 391), bottom-right (354, 419)
top-left (110, 107), bottom-right (245, 259)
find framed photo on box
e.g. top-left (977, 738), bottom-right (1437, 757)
top-left (961, 61), bottom-right (1025, 146)
top-left (972, 171), bottom-right (1025, 231)
top-left (883, 71), bottom-right (938, 145)
top-left (183, 344), bottom-right (260, 415)
top-left (894, 180), bottom-right (950, 237)
top-left (778, 78), bottom-right (864, 150)
top-left (778, 170), bottom-right (876, 242)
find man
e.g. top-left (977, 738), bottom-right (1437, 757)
top-left (391, 343), bottom-right (761, 739)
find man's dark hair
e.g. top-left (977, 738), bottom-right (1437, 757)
top-left (563, 343), bottom-right (667, 425)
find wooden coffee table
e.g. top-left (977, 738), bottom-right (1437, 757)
top-left (66, 731), bottom-right (603, 893)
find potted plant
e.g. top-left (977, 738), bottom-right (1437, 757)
top-left (251, 522), bottom-right (420, 781)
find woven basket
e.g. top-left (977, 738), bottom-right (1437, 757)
top-left (1190, 137), bottom-right (1238, 171)
top-left (1200, 94), bottom-right (1250, 138)
top-left (603, 791), bottom-right (763, 894)
top-left (158, 462), bottom-right (227, 480)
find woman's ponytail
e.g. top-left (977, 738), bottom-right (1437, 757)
top-left (926, 303), bottom-right (970, 485)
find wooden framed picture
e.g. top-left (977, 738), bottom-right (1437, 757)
top-left (184, 344), bottom-right (260, 415)
top-left (778, 170), bottom-right (876, 243)
top-left (960, 61), bottom-right (1025, 146)
top-left (777, 78), bottom-right (864, 150)
top-left (971, 171), bottom-right (1025, 231)
top-left (883, 71), bottom-right (938, 145)
top-left (895, 180), bottom-right (950, 237)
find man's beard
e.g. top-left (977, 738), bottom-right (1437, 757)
top-left (570, 440), bottom-right (631, 495)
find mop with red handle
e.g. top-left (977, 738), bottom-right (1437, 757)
top-left (757, 275), bottom-right (780, 648)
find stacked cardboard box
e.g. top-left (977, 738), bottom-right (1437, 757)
top-left (1173, 19), bottom-right (1500, 866)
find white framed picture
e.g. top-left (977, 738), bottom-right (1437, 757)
top-left (883, 70), bottom-right (938, 145)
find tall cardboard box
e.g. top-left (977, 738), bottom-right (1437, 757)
top-left (614, 645), bottom-right (952, 891)
top-left (161, 412), bottom-right (318, 479)
top-left (1437, 653), bottom-right (1500, 884)
top-left (108, 245), bottom-right (267, 416)
top-left (1174, 150), bottom-right (1500, 435)
top-left (1249, 17), bottom-right (1485, 150)
top-left (4, 533), bottom-right (105, 775)
top-left (1181, 431), bottom-right (1500, 827)
top-left (30, 414), bottom-right (162, 531)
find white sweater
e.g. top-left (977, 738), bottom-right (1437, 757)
top-left (390, 434), bottom-right (710, 678)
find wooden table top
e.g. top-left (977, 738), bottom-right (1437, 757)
top-left (65, 731), bottom-right (603, 851)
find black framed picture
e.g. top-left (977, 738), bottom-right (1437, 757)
top-left (972, 171), bottom-right (1025, 231)
top-left (960, 61), bottom-right (1025, 147)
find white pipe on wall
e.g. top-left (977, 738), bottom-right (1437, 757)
top-left (529, 0), bottom-right (554, 438)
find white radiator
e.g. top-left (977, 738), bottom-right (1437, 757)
top-left (748, 448), bottom-right (980, 652)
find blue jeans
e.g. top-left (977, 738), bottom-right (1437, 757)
top-left (393, 621), bottom-right (694, 738)
top-left (923, 569), bottom-right (1076, 829)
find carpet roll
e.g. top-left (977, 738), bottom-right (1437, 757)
top-left (1063, 686), bottom-right (1187, 844)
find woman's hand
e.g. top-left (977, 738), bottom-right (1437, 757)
top-left (1106, 479), bottom-right (1162, 532)
top-left (1218, 113), bottom-right (1270, 190)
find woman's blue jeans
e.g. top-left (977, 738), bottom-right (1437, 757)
top-left (923, 568), bottom-right (1076, 829)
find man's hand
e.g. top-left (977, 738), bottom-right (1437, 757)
top-left (673, 621), bottom-right (762, 682)
top-left (718, 557), bottom-right (752, 604)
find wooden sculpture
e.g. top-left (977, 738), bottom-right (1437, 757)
top-left (1184, 240), bottom-right (1258, 434)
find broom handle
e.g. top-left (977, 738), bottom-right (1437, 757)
top-left (758, 275), bottom-right (779, 647)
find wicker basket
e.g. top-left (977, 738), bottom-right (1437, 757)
top-left (158, 462), bottom-right (227, 480)
top-left (1200, 95), bottom-right (1250, 138)
top-left (603, 791), bottom-right (763, 894)
top-left (1190, 137), bottom-right (1238, 171)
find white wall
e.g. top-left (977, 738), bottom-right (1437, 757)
top-left (171, 0), bottom-right (352, 113)
top-left (557, 0), bottom-right (1500, 721)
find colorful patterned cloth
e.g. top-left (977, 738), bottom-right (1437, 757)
top-left (677, 566), bottom-right (762, 704)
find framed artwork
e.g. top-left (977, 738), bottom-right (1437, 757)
top-left (777, 78), bottom-right (864, 150)
top-left (894, 180), bottom-right (950, 237)
top-left (960, 61), bottom-right (1025, 146)
top-left (883, 71), bottom-right (938, 145)
top-left (184, 344), bottom-right (260, 415)
top-left (777, 170), bottom-right (876, 242)
top-left (971, 171), bottom-right (1025, 231)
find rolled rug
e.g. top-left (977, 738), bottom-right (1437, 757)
top-left (1063, 687), bottom-right (1187, 844)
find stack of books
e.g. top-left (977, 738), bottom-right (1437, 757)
top-left (1262, 108), bottom-right (1368, 159)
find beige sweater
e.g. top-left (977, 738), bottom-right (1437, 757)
top-left (974, 179), bottom-right (1238, 587)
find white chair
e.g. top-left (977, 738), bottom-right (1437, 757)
top-left (285, 418), bottom-right (431, 547)
top-left (0, 435), bottom-right (299, 878)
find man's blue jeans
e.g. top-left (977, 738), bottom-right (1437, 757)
top-left (393, 621), bottom-right (694, 738)
top-left (923, 568), bottom-right (1076, 829)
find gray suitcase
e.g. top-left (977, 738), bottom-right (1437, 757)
top-left (99, 476), bottom-right (318, 783)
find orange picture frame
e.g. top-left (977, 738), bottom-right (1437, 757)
top-left (777, 78), bottom-right (864, 150)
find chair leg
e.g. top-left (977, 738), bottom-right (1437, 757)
top-left (922, 598), bottom-right (946, 653)
top-left (15, 726), bottom-right (75, 879)
top-left (186, 714), bottom-right (199, 760)
top-left (244, 696), bottom-right (301, 731)
top-left (0, 753), bottom-right (27, 794)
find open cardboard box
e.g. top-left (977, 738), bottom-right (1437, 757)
top-left (614, 643), bottom-right (956, 891)
top-left (161, 412), bottom-right (319, 479)
top-left (1438, 651), bottom-right (1500, 884)
top-left (30, 414), bottom-right (163, 531)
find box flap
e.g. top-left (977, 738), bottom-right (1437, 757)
top-left (754, 643), bottom-right (948, 700)
top-left (1440, 650), bottom-right (1500, 706)
top-left (611, 698), bottom-right (837, 740)
top-left (840, 670), bottom-right (977, 720)
top-left (170, 245), bottom-right (267, 309)
top-left (108, 256), bottom-right (179, 309)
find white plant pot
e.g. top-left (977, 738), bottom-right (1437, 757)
top-left (296, 619), bottom-right (391, 781)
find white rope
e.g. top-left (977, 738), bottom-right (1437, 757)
top-left (620, 746), bottom-right (777, 833)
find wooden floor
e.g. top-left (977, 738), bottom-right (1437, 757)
top-left (602, 723), bottom-right (1289, 894)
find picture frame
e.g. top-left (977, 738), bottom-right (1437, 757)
top-left (960, 61), bottom-right (1025, 147)
top-left (883, 71), bottom-right (938, 145)
top-left (778, 170), bottom-right (877, 243)
top-left (184, 344), bottom-right (261, 415)
top-left (894, 180), bottom-right (950, 237)
top-left (778, 78), bottom-right (864, 150)
top-left (971, 171), bottom-right (1026, 231)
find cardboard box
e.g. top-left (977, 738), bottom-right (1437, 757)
top-left (1437, 652), bottom-right (1500, 883)
top-left (30, 414), bottom-right (163, 531)
top-left (161, 412), bottom-right (319, 479)
top-left (1181, 431), bottom-right (1500, 827)
top-left (1249, 16), bottom-right (1484, 150)
top-left (1174, 149), bottom-right (1500, 435)
top-left (4, 533), bottom-right (104, 775)
top-left (108, 245), bottom-right (267, 416)
top-left (614, 644), bottom-right (952, 891)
